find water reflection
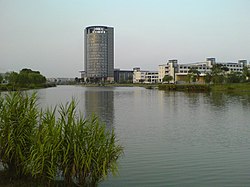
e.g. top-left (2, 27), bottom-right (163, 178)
top-left (84, 88), bottom-right (114, 127)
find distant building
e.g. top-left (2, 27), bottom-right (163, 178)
top-left (84, 26), bottom-right (114, 82)
top-left (238, 60), bottom-right (248, 67)
top-left (133, 68), bottom-right (159, 83)
top-left (174, 58), bottom-right (246, 84)
top-left (158, 59), bottom-right (178, 83)
top-left (176, 60), bottom-right (212, 84)
top-left (133, 68), bottom-right (147, 83)
top-left (114, 69), bottom-right (133, 83)
top-left (79, 70), bottom-right (85, 79)
top-left (216, 58), bottom-right (244, 72)
top-left (145, 71), bottom-right (158, 83)
top-left (47, 78), bottom-right (75, 84)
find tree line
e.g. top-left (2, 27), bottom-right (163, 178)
top-left (0, 68), bottom-right (48, 90)
top-left (1, 68), bottom-right (46, 85)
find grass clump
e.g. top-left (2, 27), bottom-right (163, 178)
top-left (0, 92), bottom-right (123, 186)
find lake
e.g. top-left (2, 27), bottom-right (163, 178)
top-left (36, 86), bottom-right (250, 186)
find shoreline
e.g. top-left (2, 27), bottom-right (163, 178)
top-left (0, 83), bottom-right (56, 92)
top-left (78, 82), bottom-right (250, 93)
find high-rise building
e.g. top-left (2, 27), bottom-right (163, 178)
top-left (84, 26), bottom-right (114, 82)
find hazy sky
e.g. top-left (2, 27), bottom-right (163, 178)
top-left (0, 0), bottom-right (250, 77)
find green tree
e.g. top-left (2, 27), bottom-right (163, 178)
top-left (242, 67), bottom-right (250, 82)
top-left (187, 68), bottom-right (200, 83)
top-left (0, 74), bottom-right (3, 83)
top-left (163, 75), bottom-right (173, 83)
top-left (75, 77), bottom-right (80, 83)
top-left (6, 71), bottom-right (19, 85)
top-left (226, 71), bottom-right (243, 83)
top-left (211, 64), bottom-right (226, 84)
top-left (204, 72), bottom-right (212, 84)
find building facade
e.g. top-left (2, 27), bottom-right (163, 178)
top-left (133, 68), bottom-right (147, 83)
top-left (114, 69), bottom-right (133, 83)
top-left (175, 58), bottom-right (246, 83)
top-left (84, 26), bottom-right (114, 82)
top-left (133, 68), bottom-right (159, 83)
top-left (158, 60), bottom-right (178, 83)
top-left (145, 71), bottom-right (158, 83)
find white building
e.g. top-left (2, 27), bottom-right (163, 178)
top-left (178, 61), bottom-right (212, 75)
top-left (133, 68), bottom-right (147, 83)
top-left (133, 58), bottom-right (248, 84)
top-left (133, 68), bottom-right (159, 83)
top-left (158, 60), bottom-right (178, 83)
top-left (216, 62), bottom-right (244, 72)
top-left (163, 58), bottom-right (247, 84)
top-left (145, 71), bottom-right (158, 84)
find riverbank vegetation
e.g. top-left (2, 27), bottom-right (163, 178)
top-left (158, 83), bottom-right (250, 93)
top-left (158, 84), bottom-right (211, 92)
top-left (210, 82), bottom-right (250, 92)
top-left (0, 92), bottom-right (123, 186)
top-left (0, 68), bottom-right (55, 91)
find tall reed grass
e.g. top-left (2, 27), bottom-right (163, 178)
top-left (0, 92), bottom-right (123, 186)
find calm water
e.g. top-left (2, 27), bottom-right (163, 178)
top-left (36, 86), bottom-right (250, 186)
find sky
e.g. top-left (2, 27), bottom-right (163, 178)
top-left (0, 0), bottom-right (250, 78)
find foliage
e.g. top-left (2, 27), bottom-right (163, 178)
top-left (57, 102), bottom-right (123, 185)
top-left (158, 84), bottom-right (210, 92)
top-left (242, 67), bottom-right (250, 81)
top-left (204, 73), bottom-right (212, 84)
top-left (0, 92), bottom-right (38, 177)
top-left (0, 74), bottom-right (3, 83)
top-left (5, 68), bottom-right (46, 88)
top-left (25, 107), bottom-right (61, 183)
top-left (5, 72), bottom-right (19, 85)
top-left (226, 71), bottom-right (244, 83)
top-left (210, 82), bottom-right (250, 92)
top-left (162, 75), bottom-right (173, 83)
top-left (186, 68), bottom-right (201, 83)
top-left (0, 92), bottom-right (123, 186)
top-left (206, 64), bottom-right (250, 84)
top-left (210, 64), bottom-right (228, 84)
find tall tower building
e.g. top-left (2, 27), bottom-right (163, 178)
top-left (84, 26), bottom-right (114, 82)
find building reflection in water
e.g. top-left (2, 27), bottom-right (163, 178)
top-left (84, 88), bottom-right (114, 128)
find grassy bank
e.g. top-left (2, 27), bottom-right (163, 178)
top-left (158, 84), bottom-right (211, 92)
top-left (79, 83), bottom-right (157, 88)
top-left (210, 82), bottom-right (250, 92)
top-left (0, 83), bottom-right (56, 91)
top-left (158, 83), bottom-right (250, 93)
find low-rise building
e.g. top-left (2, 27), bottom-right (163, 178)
top-left (133, 68), bottom-right (147, 83)
top-left (158, 60), bottom-right (178, 83)
top-left (114, 69), bottom-right (133, 83)
top-left (133, 68), bottom-right (159, 83)
top-left (217, 61), bottom-right (244, 72)
top-left (174, 58), bottom-right (247, 84)
top-left (145, 71), bottom-right (158, 84)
